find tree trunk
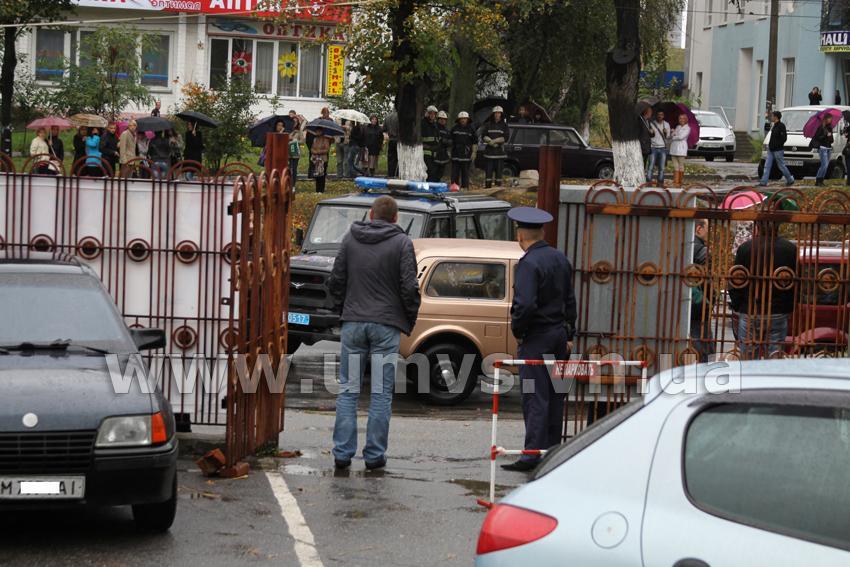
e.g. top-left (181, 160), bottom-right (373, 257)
top-left (448, 36), bottom-right (477, 120)
top-left (1, 29), bottom-right (18, 130)
top-left (606, 0), bottom-right (644, 187)
top-left (391, 0), bottom-right (427, 181)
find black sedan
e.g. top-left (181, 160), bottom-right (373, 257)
top-left (0, 255), bottom-right (177, 531)
top-left (474, 123), bottom-right (615, 179)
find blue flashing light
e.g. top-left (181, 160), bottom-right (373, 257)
top-left (355, 177), bottom-right (449, 194)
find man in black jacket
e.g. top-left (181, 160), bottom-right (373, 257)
top-left (759, 111), bottom-right (795, 186)
top-left (689, 219), bottom-right (714, 362)
top-left (328, 196), bottom-right (421, 470)
top-left (728, 223), bottom-right (797, 359)
top-left (100, 123), bottom-right (120, 176)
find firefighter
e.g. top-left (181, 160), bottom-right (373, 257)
top-left (433, 110), bottom-right (452, 182)
top-left (502, 207), bottom-right (577, 472)
top-left (450, 111), bottom-right (477, 189)
top-left (422, 105), bottom-right (441, 182)
top-left (480, 106), bottom-right (510, 188)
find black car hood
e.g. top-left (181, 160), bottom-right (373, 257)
top-left (291, 252), bottom-right (337, 273)
top-left (0, 354), bottom-right (153, 432)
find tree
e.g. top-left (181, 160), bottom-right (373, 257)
top-left (48, 27), bottom-right (153, 120)
top-left (0, 0), bottom-right (73, 129)
top-left (179, 79), bottom-right (260, 172)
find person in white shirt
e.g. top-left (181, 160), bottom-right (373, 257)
top-left (646, 110), bottom-right (671, 186)
top-left (669, 114), bottom-right (691, 186)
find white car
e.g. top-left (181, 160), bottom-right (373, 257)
top-left (689, 110), bottom-right (736, 162)
top-left (760, 105), bottom-right (850, 180)
top-left (475, 359), bottom-right (850, 566)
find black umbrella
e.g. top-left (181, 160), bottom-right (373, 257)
top-left (176, 110), bottom-right (220, 128)
top-left (249, 114), bottom-right (294, 147)
top-left (136, 116), bottom-right (173, 133)
top-left (306, 118), bottom-right (345, 137)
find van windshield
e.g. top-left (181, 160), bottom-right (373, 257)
top-left (782, 109), bottom-right (818, 132)
top-left (305, 205), bottom-right (426, 249)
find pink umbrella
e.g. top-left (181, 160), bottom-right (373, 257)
top-left (802, 108), bottom-right (842, 139)
top-left (26, 117), bottom-right (73, 130)
top-left (658, 102), bottom-right (700, 148)
top-left (722, 190), bottom-right (766, 210)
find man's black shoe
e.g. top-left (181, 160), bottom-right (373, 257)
top-left (501, 460), bottom-right (538, 472)
top-left (365, 458), bottom-right (386, 470)
top-left (334, 459), bottom-right (351, 470)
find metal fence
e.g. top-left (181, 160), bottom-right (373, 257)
top-left (0, 153), bottom-right (256, 425)
top-left (559, 182), bottom-right (850, 376)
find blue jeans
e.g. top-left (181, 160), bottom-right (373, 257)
top-left (737, 313), bottom-right (789, 360)
top-left (646, 147), bottom-right (667, 184)
top-left (760, 150), bottom-right (794, 185)
top-left (345, 144), bottom-right (363, 178)
top-left (332, 322), bottom-right (401, 463)
top-left (153, 160), bottom-right (169, 180)
top-left (817, 147), bottom-right (831, 179)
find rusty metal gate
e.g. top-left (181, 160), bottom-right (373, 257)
top-left (225, 135), bottom-right (293, 465)
top-left (552, 182), bottom-right (850, 430)
top-left (0, 153), bottom-right (254, 425)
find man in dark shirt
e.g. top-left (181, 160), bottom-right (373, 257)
top-left (502, 207), bottom-right (577, 472)
top-left (728, 224), bottom-right (798, 359)
top-left (759, 111), bottom-right (794, 187)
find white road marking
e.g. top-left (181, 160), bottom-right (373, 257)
top-left (266, 470), bottom-right (325, 567)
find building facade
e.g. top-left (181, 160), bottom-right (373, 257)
top-left (17, 0), bottom-right (349, 117)
top-left (685, 0), bottom-right (850, 134)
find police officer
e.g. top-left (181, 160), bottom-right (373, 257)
top-left (502, 207), bottom-right (577, 472)
top-left (421, 105), bottom-right (440, 182)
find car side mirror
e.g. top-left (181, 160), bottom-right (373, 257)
top-left (130, 328), bottom-right (166, 351)
top-left (295, 228), bottom-right (304, 248)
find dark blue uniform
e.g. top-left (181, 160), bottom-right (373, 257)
top-left (511, 240), bottom-right (577, 463)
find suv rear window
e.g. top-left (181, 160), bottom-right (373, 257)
top-left (685, 403), bottom-right (850, 550)
top-left (426, 262), bottom-right (506, 299)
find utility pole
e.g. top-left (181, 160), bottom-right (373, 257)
top-left (764, 0), bottom-right (779, 133)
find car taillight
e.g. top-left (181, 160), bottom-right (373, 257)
top-left (476, 504), bottom-right (558, 555)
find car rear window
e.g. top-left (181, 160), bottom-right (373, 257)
top-left (534, 397), bottom-right (644, 478)
top-left (425, 262), bottom-right (506, 300)
top-left (684, 403), bottom-right (850, 550)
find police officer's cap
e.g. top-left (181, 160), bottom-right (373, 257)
top-left (507, 207), bottom-right (553, 229)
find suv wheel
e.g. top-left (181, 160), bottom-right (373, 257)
top-left (420, 342), bottom-right (479, 406)
top-left (133, 472), bottom-right (177, 532)
top-left (596, 163), bottom-right (615, 179)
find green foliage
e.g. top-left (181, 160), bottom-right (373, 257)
top-left (179, 79), bottom-right (260, 172)
top-left (47, 27), bottom-right (154, 120)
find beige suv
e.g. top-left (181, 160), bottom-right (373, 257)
top-left (400, 239), bottom-right (522, 405)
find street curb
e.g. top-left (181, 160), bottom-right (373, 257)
top-left (177, 431), bottom-right (227, 458)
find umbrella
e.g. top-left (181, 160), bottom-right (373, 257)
top-left (176, 110), bottom-right (220, 129)
top-left (331, 109), bottom-right (369, 124)
top-left (722, 190), bottom-right (766, 210)
top-left (117, 120), bottom-right (154, 140)
top-left (803, 107), bottom-right (842, 139)
top-left (26, 117), bottom-right (73, 130)
top-left (657, 101), bottom-right (700, 148)
top-left (249, 114), bottom-right (294, 147)
top-left (306, 118), bottom-right (345, 137)
top-left (69, 113), bottom-right (108, 128)
top-left (136, 115), bottom-right (173, 133)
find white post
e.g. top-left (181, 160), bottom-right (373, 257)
top-left (489, 365), bottom-right (500, 505)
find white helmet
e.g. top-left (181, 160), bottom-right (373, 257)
top-left (437, 111), bottom-right (448, 119)
top-left (426, 105), bottom-right (438, 114)
top-left (492, 105), bottom-right (504, 114)
top-left (457, 111), bottom-right (470, 120)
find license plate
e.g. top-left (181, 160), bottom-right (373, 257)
top-left (0, 476), bottom-right (85, 500)
top-left (785, 160), bottom-right (804, 167)
top-left (287, 312), bottom-right (310, 326)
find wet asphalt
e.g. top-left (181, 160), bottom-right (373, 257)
top-left (0, 342), bottom-right (529, 566)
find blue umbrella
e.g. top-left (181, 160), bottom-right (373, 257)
top-left (306, 118), bottom-right (345, 137)
top-left (249, 114), bottom-right (294, 147)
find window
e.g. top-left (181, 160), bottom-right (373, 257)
top-left (142, 34), bottom-right (170, 88)
top-left (426, 262), bottom-right (506, 300)
top-left (306, 205), bottom-right (425, 247)
top-left (426, 216), bottom-right (478, 239)
top-left (685, 403), bottom-right (850, 550)
top-left (35, 29), bottom-right (65, 82)
top-left (782, 58), bottom-right (796, 107)
top-left (705, 0), bottom-right (714, 27)
top-left (721, 0), bottom-right (728, 23)
top-left (209, 37), bottom-right (325, 97)
top-left (548, 129), bottom-right (583, 147)
top-left (478, 212), bottom-right (512, 241)
top-left (695, 72), bottom-right (703, 101)
top-left (512, 128), bottom-right (546, 146)
top-left (753, 60), bottom-right (764, 130)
